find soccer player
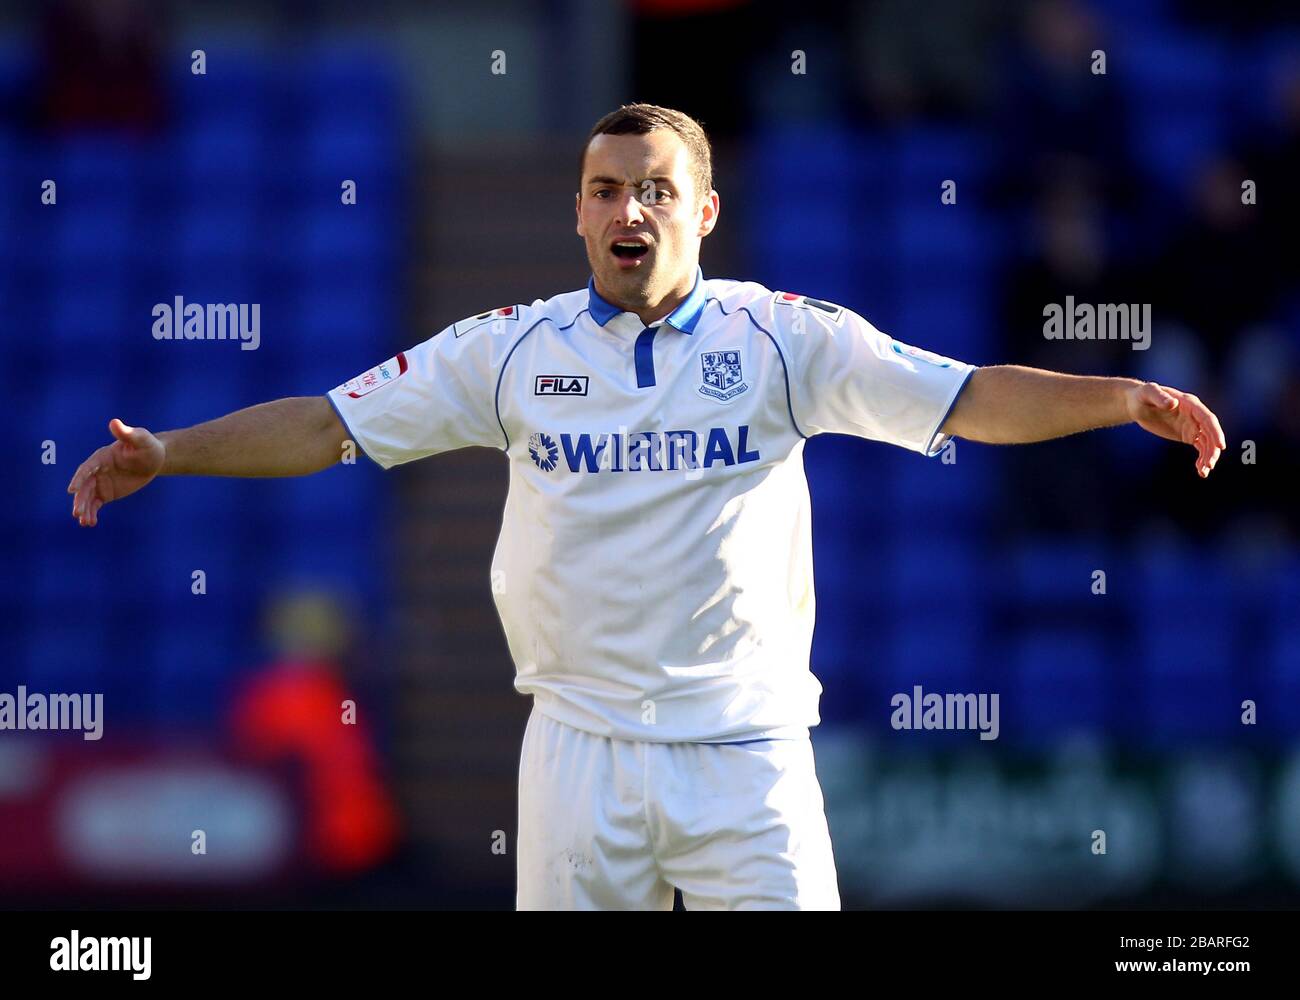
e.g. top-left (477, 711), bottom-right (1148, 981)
top-left (67, 104), bottom-right (1225, 910)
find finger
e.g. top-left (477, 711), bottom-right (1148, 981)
top-left (67, 459), bottom-right (93, 494)
top-left (69, 451), bottom-right (107, 493)
top-left (88, 497), bottom-right (103, 527)
top-left (1193, 435), bottom-right (1207, 476)
top-left (1145, 383), bottom-right (1179, 410)
top-left (1193, 436), bottom-right (1208, 472)
top-left (109, 418), bottom-right (136, 443)
top-left (1197, 402), bottom-right (1227, 451)
top-left (1193, 425), bottom-right (1220, 472)
top-left (73, 474), bottom-right (97, 520)
top-left (1190, 412), bottom-right (1224, 472)
top-left (1182, 395), bottom-right (1226, 450)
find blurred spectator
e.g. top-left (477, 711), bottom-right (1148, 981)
top-left (631, 0), bottom-right (756, 136)
top-left (1235, 64), bottom-right (1300, 286)
top-left (1146, 157), bottom-right (1279, 366)
top-left (849, 0), bottom-right (1009, 121)
top-left (1174, 0), bottom-right (1300, 36)
top-left (995, 0), bottom-right (1134, 207)
top-left (996, 170), bottom-right (1141, 537)
top-left (34, 0), bottom-right (167, 134)
top-left (229, 588), bottom-right (400, 876)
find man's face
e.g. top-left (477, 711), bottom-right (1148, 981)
top-left (576, 130), bottom-right (719, 311)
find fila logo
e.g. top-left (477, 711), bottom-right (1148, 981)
top-left (535, 375), bottom-right (589, 396)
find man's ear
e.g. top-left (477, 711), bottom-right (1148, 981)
top-left (575, 192), bottom-right (584, 237)
top-left (697, 190), bottom-right (720, 238)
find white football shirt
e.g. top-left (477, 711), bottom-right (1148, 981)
top-left (327, 268), bottom-right (975, 742)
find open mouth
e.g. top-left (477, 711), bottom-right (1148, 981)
top-left (610, 240), bottom-right (650, 261)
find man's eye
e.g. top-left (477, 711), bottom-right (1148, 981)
top-left (593, 189), bottom-right (610, 198)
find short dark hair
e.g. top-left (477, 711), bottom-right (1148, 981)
top-left (580, 103), bottom-right (713, 205)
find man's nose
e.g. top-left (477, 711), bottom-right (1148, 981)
top-left (616, 189), bottom-right (647, 226)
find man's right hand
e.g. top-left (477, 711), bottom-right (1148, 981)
top-left (67, 418), bottom-right (166, 527)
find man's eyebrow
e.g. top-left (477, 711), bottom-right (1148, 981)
top-left (585, 175), bottom-right (677, 187)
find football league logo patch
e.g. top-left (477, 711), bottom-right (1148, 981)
top-left (337, 352), bottom-right (408, 398)
top-left (699, 349), bottom-right (748, 403)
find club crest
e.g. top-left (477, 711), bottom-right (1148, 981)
top-left (699, 349), bottom-right (748, 403)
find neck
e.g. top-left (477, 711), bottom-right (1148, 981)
top-left (596, 268), bottom-right (697, 326)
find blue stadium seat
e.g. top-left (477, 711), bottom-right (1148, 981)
top-left (1120, 33), bottom-right (1231, 192)
top-left (1137, 547), bottom-right (1237, 614)
top-left (897, 127), bottom-right (993, 185)
top-left (22, 612), bottom-right (111, 690)
top-left (295, 42), bottom-right (401, 116)
top-left (1139, 618), bottom-right (1240, 744)
top-left (1006, 630), bottom-right (1111, 745)
top-left (148, 620), bottom-right (238, 728)
top-left (889, 440), bottom-right (993, 522)
top-left (273, 208), bottom-right (393, 276)
top-left (1007, 540), bottom-right (1120, 608)
top-left (884, 609), bottom-right (983, 687)
top-left (50, 136), bottom-right (146, 199)
top-left (173, 112), bottom-right (268, 193)
top-left (175, 203), bottom-right (259, 265)
top-left (301, 120), bottom-right (395, 180)
top-left (48, 278), bottom-right (130, 347)
top-left (50, 205), bottom-right (134, 265)
top-left (890, 533), bottom-right (983, 609)
top-left (283, 277), bottom-right (385, 348)
top-left (169, 50), bottom-right (277, 116)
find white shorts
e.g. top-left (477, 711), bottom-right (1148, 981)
top-left (516, 706), bottom-right (841, 910)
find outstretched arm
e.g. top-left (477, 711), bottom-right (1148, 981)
top-left (939, 365), bottom-right (1226, 478)
top-left (67, 396), bottom-right (349, 527)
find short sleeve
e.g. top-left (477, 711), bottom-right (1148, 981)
top-left (771, 293), bottom-right (976, 456)
top-left (326, 313), bottom-right (509, 469)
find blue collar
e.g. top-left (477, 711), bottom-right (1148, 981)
top-left (586, 266), bottom-right (707, 334)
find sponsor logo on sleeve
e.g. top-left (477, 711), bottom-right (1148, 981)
top-left (454, 305), bottom-right (519, 338)
top-left (774, 291), bottom-right (845, 325)
top-left (337, 352), bottom-right (408, 398)
top-left (890, 341), bottom-right (953, 368)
